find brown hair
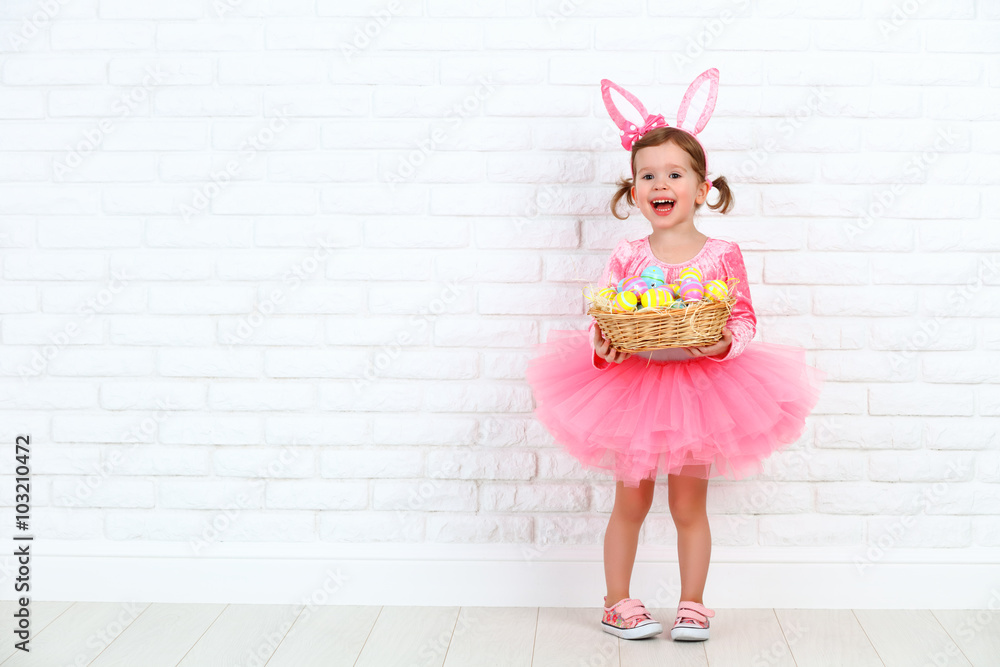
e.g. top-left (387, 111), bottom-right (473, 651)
top-left (609, 126), bottom-right (734, 220)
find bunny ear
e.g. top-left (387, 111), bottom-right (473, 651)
top-left (601, 79), bottom-right (649, 131)
top-left (602, 79), bottom-right (665, 150)
top-left (675, 68), bottom-right (719, 136)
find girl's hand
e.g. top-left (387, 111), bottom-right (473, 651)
top-left (592, 324), bottom-right (632, 364)
top-left (683, 327), bottom-right (732, 359)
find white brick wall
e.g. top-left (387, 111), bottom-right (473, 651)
top-left (0, 1), bottom-right (997, 566)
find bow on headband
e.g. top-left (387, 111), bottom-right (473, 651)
top-left (600, 69), bottom-right (720, 184)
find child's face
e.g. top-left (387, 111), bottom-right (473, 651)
top-left (630, 142), bottom-right (710, 229)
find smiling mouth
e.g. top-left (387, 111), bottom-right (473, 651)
top-left (652, 199), bottom-right (675, 212)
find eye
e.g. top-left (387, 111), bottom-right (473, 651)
top-left (642, 174), bottom-right (652, 179)
top-left (670, 173), bottom-right (680, 178)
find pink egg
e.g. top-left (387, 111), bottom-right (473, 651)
top-left (679, 280), bottom-right (704, 302)
top-left (618, 275), bottom-right (650, 295)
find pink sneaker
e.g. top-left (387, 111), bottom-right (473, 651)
top-left (601, 596), bottom-right (663, 640)
top-left (670, 600), bottom-right (715, 641)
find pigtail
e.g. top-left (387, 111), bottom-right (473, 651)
top-left (704, 175), bottom-right (735, 215)
top-left (609, 175), bottom-right (635, 220)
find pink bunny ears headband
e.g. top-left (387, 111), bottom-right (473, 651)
top-left (600, 68), bottom-right (719, 188)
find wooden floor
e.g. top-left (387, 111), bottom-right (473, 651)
top-left (1, 601), bottom-right (997, 666)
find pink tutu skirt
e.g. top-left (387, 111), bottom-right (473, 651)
top-left (525, 329), bottom-right (827, 488)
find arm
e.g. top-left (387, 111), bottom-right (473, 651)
top-left (587, 240), bottom-right (630, 370)
top-left (705, 243), bottom-right (757, 363)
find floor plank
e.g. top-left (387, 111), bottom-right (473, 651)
top-left (0, 601), bottom-right (149, 667)
top-left (0, 602), bottom-right (989, 666)
top-left (854, 609), bottom-right (974, 667)
top-left (619, 630), bottom-right (708, 667)
top-left (175, 603), bottom-right (301, 666)
top-left (442, 607), bottom-right (537, 667)
top-left (932, 609), bottom-right (1000, 667)
top-left (703, 609), bottom-right (797, 667)
top-left (531, 607), bottom-right (619, 667)
top-left (86, 603), bottom-right (224, 667)
top-left (0, 600), bottom-right (74, 665)
top-left (266, 606), bottom-right (381, 667)
top-left (774, 609), bottom-right (884, 667)
top-left (352, 606), bottom-right (460, 667)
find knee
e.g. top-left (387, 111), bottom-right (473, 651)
top-left (619, 500), bottom-right (653, 523)
top-left (668, 496), bottom-right (706, 527)
top-left (613, 487), bottom-right (654, 523)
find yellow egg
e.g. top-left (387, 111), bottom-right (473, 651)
top-left (597, 287), bottom-right (616, 300)
top-left (611, 290), bottom-right (638, 312)
top-left (679, 266), bottom-right (703, 282)
top-left (641, 287), bottom-right (674, 308)
top-left (704, 279), bottom-right (729, 301)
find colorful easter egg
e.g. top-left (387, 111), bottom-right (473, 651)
top-left (704, 279), bottom-right (729, 301)
top-left (611, 290), bottom-right (638, 312)
top-left (597, 287), bottom-right (617, 300)
top-left (640, 265), bottom-right (666, 288)
top-left (617, 275), bottom-right (650, 295)
top-left (679, 266), bottom-right (703, 282)
top-left (678, 280), bottom-right (704, 302)
top-left (640, 287), bottom-right (674, 309)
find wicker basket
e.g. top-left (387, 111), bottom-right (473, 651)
top-left (587, 278), bottom-right (738, 353)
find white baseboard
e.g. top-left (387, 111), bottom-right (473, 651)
top-left (9, 540), bottom-right (1000, 609)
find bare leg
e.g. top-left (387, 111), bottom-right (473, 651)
top-left (604, 477), bottom-right (655, 607)
top-left (668, 466), bottom-right (711, 604)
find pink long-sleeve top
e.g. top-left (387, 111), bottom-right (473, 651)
top-left (587, 235), bottom-right (757, 370)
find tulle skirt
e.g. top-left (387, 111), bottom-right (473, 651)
top-left (525, 329), bottom-right (827, 488)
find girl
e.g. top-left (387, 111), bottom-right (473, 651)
top-left (525, 70), bottom-right (827, 642)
